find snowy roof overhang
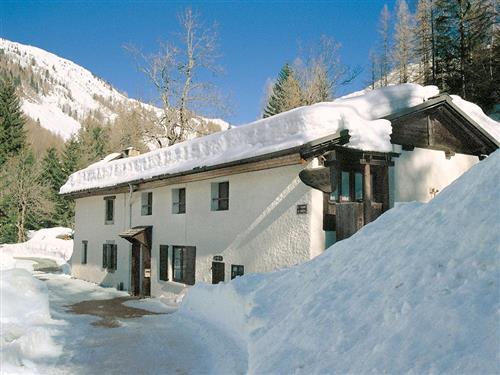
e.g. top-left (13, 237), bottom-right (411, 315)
top-left (61, 131), bottom-right (351, 198)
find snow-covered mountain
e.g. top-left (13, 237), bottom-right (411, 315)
top-left (0, 38), bottom-right (229, 141)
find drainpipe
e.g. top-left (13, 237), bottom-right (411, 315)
top-left (128, 183), bottom-right (135, 227)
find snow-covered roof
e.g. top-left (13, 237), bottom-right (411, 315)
top-left (60, 84), bottom-right (499, 195)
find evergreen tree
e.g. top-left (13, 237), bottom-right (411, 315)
top-left (41, 148), bottom-right (66, 226)
top-left (77, 115), bottom-right (110, 165)
top-left (0, 77), bottom-right (26, 166)
top-left (59, 137), bottom-right (82, 228)
top-left (263, 64), bottom-right (303, 118)
top-left (393, 0), bottom-right (413, 83)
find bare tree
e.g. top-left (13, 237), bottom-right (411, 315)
top-left (126, 8), bottom-right (226, 147)
top-left (378, 4), bottom-right (392, 86)
top-left (393, 0), bottom-right (414, 83)
top-left (295, 36), bottom-right (360, 105)
top-left (0, 149), bottom-right (52, 242)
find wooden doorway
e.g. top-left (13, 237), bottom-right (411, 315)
top-left (212, 262), bottom-right (225, 284)
top-left (119, 226), bottom-right (152, 297)
top-left (131, 242), bottom-right (141, 296)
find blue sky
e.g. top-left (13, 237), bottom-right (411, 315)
top-left (0, 0), bottom-right (405, 124)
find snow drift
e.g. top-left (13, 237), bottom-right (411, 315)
top-left (0, 269), bottom-right (62, 373)
top-left (0, 227), bottom-right (73, 270)
top-left (179, 150), bottom-right (500, 373)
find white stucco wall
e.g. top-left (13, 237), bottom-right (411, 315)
top-left (70, 162), bottom-right (325, 296)
top-left (392, 148), bottom-right (478, 203)
top-left (71, 194), bottom-right (132, 289)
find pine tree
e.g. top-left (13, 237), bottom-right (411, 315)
top-left (263, 64), bottom-right (303, 118)
top-left (41, 148), bottom-right (66, 226)
top-left (393, 0), bottom-right (413, 83)
top-left (434, 0), bottom-right (497, 108)
top-left (58, 137), bottom-right (82, 227)
top-left (0, 77), bottom-right (26, 166)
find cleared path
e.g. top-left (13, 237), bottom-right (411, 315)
top-left (32, 269), bottom-right (247, 375)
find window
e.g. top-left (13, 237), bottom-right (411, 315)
top-left (104, 196), bottom-right (115, 224)
top-left (332, 171), bottom-right (363, 203)
top-left (102, 243), bottom-right (117, 271)
top-left (141, 192), bottom-right (153, 215)
top-left (211, 181), bottom-right (229, 211)
top-left (231, 265), bottom-right (244, 279)
top-left (81, 240), bottom-right (88, 264)
top-left (172, 246), bottom-right (196, 285)
top-left (172, 188), bottom-right (186, 214)
top-left (159, 245), bottom-right (168, 281)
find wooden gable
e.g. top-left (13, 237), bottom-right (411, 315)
top-left (387, 96), bottom-right (498, 157)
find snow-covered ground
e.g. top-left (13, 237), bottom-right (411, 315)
top-left (180, 150), bottom-right (500, 373)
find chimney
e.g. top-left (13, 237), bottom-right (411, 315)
top-left (122, 147), bottom-right (141, 158)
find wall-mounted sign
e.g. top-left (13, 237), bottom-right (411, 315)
top-left (213, 255), bottom-right (223, 262)
top-left (144, 268), bottom-right (151, 278)
top-left (297, 204), bottom-right (308, 214)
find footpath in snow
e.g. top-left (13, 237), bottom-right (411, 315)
top-left (180, 150), bottom-right (500, 374)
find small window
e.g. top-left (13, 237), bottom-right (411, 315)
top-left (159, 245), bottom-right (168, 281)
top-left (81, 240), bottom-right (88, 264)
top-left (355, 172), bottom-right (363, 201)
top-left (172, 246), bottom-right (196, 285)
top-left (104, 196), bottom-right (115, 224)
top-left (172, 188), bottom-right (186, 214)
top-left (231, 265), bottom-right (244, 279)
top-left (102, 243), bottom-right (117, 271)
top-left (141, 192), bottom-right (153, 216)
top-left (340, 171), bottom-right (350, 202)
top-left (211, 181), bottom-right (229, 211)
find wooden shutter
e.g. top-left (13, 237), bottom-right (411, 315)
top-left (141, 193), bottom-right (147, 215)
top-left (102, 244), bottom-right (108, 268)
top-left (179, 188), bottom-right (186, 213)
top-left (159, 245), bottom-right (168, 281)
top-left (112, 245), bottom-right (118, 271)
top-left (184, 246), bottom-right (196, 285)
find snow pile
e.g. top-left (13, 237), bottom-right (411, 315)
top-left (179, 150), bottom-right (500, 373)
top-left (0, 227), bottom-right (73, 270)
top-left (60, 84), bottom-right (442, 194)
top-left (0, 269), bottom-right (62, 373)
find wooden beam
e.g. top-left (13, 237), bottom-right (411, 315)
top-left (363, 163), bottom-right (372, 224)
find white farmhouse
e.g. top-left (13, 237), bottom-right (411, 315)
top-left (60, 84), bottom-right (499, 297)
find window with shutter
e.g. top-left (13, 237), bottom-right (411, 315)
top-left (211, 182), bottom-right (229, 211)
top-left (104, 196), bottom-right (115, 224)
top-left (159, 245), bottom-right (168, 281)
top-left (231, 264), bottom-right (244, 279)
top-left (172, 246), bottom-right (196, 285)
top-left (172, 188), bottom-right (186, 214)
top-left (141, 192), bottom-right (153, 215)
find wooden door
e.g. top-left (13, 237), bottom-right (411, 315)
top-left (131, 242), bottom-right (141, 296)
top-left (336, 202), bottom-right (364, 241)
top-left (142, 244), bottom-right (151, 297)
top-left (212, 262), bottom-right (225, 284)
